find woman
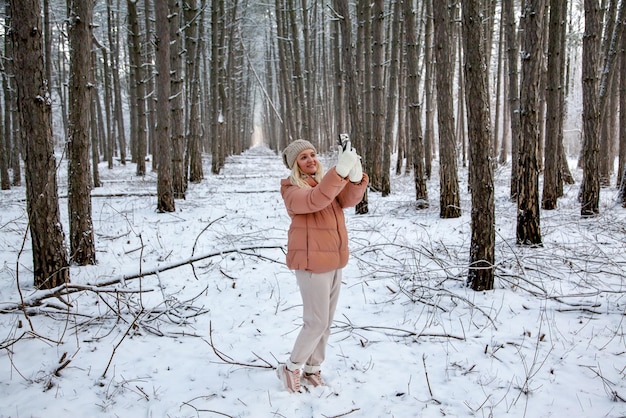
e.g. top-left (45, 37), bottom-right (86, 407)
top-left (277, 139), bottom-right (369, 393)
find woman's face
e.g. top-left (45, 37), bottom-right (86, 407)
top-left (296, 149), bottom-right (318, 175)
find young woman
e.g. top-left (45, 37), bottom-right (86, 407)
top-left (277, 139), bottom-right (369, 393)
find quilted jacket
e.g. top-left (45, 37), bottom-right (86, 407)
top-left (280, 167), bottom-right (369, 273)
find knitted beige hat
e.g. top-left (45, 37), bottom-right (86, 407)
top-left (282, 139), bottom-right (316, 169)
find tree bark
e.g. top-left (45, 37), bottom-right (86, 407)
top-left (403, 0), bottom-right (428, 208)
top-left (186, 0), bottom-right (204, 180)
top-left (208, 0), bottom-right (222, 176)
top-left (597, 0), bottom-right (623, 186)
top-left (152, 0), bottom-right (174, 213)
top-left (275, 0), bottom-right (297, 144)
top-left (504, 0), bottom-right (522, 200)
top-left (0, 104), bottom-right (8, 189)
top-left (67, 0), bottom-right (97, 266)
top-left (127, 0), bottom-right (147, 176)
top-left (107, 0), bottom-right (127, 164)
top-left (617, 25), bottom-right (626, 207)
top-left (93, 36), bottom-right (114, 169)
top-left (580, 0), bottom-right (601, 216)
top-left (461, 0), bottom-right (496, 291)
top-left (424, 0), bottom-right (434, 180)
top-left (5, 4), bottom-right (21, 187)
top-left (144, 0), bottom-right (157, 172)
top-left (10, 0), bottom-right (69, 288)
top-left (371, 0), bottom-right (385, 193)
top-left (287, 0), bottom-right (308, 140)
top-left (335, 0), bottom-right (368, 214)
top-left (433, 1), bottom-right (461, 219)
top-left (542, 0), bottom-right (565, 210)
top-left (381, 0), bottom-right (402, 197)
top-left (169, 0), bottom-right (186, 199)
top-left (516, 0), bottom-right (544, 245)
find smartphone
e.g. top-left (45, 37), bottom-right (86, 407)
top-left (338, 133), bottom-right (351, 152)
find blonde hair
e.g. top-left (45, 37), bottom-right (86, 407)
top-left (289, 159), bottom-right (324, 188)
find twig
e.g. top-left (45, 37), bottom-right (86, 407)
top-left (102, 312), bottom-right (142, 378)
top-left (322, 408), bottom-right (361, 418)
top-left (192, 215), bottom-right (226, 257)
top-left (204, 321), bottom-right (273, 369)
top-left (422, 354), bottom-right (433, 397)
top-left (180, 397), bottom-right (234, 418)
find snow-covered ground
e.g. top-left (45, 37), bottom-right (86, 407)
top-left (1, 145), bottom-right (624, 418)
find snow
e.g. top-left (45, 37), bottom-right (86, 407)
top-left (1, 144), bottom-right (625, 418)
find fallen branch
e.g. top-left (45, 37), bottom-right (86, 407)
top-left (335, 316), bottom-right (465, 341)
top-left (0, 284), bottom-right (152, 313)
top-left (0, 245), bottom-right (283, 314)
top-left (93, 244), bottom-right (284, 286)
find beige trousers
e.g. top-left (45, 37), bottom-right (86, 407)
top-left (287, 269), bottom-right (342, 373)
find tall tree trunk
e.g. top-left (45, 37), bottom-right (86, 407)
top-left (396, 39), bottom-right (407, 176)
top-left (0, 111), bottom-right (8, 190)
top-left (381, 0), bottom-right (402, 197)
top-left (144, 0), bottom-right (157, 171)
top-left (580, 0), bottom-right (601, 216)
top-left (275, 0), bottom-right (297, 144)
top-left (5, 4), bottom-right (21, 187)
top-left (619, 27), bottom-right (626, 205)
top-left (209, 0), bottom-right (223, 176)
top-left (424, 0), bottom-right (434, 180)
top-left (67, 0), bottom-right (97, 265)
top-left (499, 64), bottom-right (510, 165)
top-left (456, 20), bottom-right (467, 168)
top-left (335, 0), bottom-right (368, 214)
top-left (128, 0), bottom-right (147, 175)
top-left (403, 0), bottom-right (428, 208)
top-left (493, 7), bottom-right (504, 162)
top-left (43, 0), bottom-right (53, 131)
top-left (358, 1), bottom-right (370, 163)
top-left (107, 0), bottom-right (127, 164)
top-left (542, 0), bottom-right (565, 210)
top-left (504, 0), bottom-right (522, 199)
top-left (371, 0), bottom-right (385, 193)
top-left (332, 11), bottom-right (345, 137)
top-left (11, 0), bottom-right (69, 288)
top-left (215, 3), bottom-right (228, 170)
top-left (516, 0), bottom-right (544, 245)
top-left (155, 0), bottom-right (175, 212)
top-left (598, 0), bottom-right (620, 186)
top-left (93, 36), bottom-right (114, 169)
top-left (558, 0), bottom-right (575, 189)
top-left (169, 0), bottom-right (186, 199)
top-left (433, 1), bottom-right (461, 219)
top-left (90, 69), bottom-right (102, 189)
top-left (287, 0), bottom-right (308, 140)
top-left (302, 0), bottom-right (316, 145)
top-left (461, 0), bottom-right (496, 291)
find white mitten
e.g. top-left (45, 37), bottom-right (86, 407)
top-left (349, 157), bottom-right (363, 182)
top-left (335, 148), bottom-right (359, 178)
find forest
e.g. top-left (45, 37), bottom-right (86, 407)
top-left (1, 0), bottom-right (625, 288)
top-left (0, 0), bottom-right (625, 417)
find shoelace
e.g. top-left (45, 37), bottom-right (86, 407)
top-left (304, 371), bottom-right (322, 385)
top-left (290, 368), bottom-right (301, 389)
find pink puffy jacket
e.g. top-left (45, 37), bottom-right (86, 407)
top-left (280, 167), bottom-right (369, 273)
